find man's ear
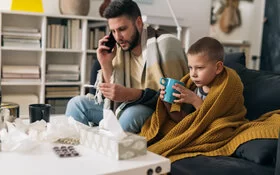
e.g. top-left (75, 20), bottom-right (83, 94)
top-left (216, 61), bottom-right (224, 74)
top-left (135, 16), bottom-right (143, 30)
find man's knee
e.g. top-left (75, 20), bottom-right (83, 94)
top-left (119, 105), bottom-right (154, 133)
top-left (65, 96), bottom-right (87, 117)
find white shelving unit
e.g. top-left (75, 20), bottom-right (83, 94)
top-left (0, 11), bottom-right (107, 116)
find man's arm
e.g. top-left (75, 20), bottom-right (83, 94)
top-left (116, 88), bottom-right (159, 111)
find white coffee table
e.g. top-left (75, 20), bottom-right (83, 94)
top-left (0, 115), bottom-right (171, 175)
top-left (0, 143), bottom-right (170, 175)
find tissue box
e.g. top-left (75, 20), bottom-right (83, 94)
top-left (80, 127), bottom-right (147, 160)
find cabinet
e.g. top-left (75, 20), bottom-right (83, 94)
top-left (0, 11), bottom-right (107, 117)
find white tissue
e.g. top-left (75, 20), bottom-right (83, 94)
top-left (0, 117), bottom-right (88, 152)
top-left (99, 109), bottom-right (127, 140)
top-left (0, 121), bottom-right (39, 152)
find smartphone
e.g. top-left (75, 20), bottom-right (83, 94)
top-left (104, 32), bottom-right (116, 53)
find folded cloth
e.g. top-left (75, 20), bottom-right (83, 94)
top-left (140, 67), bottom-right (280, 163)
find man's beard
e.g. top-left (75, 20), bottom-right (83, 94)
top-left (119, 27), bottom-right (140, 52)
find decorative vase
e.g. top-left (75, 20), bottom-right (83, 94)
top-left (59, 0), bottom-right (90, 16)
top-left (99, 0), bottom-right (111, 17)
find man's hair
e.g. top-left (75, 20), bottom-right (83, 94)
top-left (103, 0), bottom-right (142, 21)
top-left (187, 37), bottom-right (224, 62)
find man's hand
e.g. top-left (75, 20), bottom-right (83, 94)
top-left (97, 35), bottom-right (117, 83)
top-left (99, 83), bottom-right (142, 102)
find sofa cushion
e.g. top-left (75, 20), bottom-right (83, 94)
top-left (224, 52), bottom-right (246, 66)
top-left (224, 52), bottom-right (280, 120)
top-left (236, 68), bottom-right (280, 120)
top-left (233, 139), bottom-right (278, 166)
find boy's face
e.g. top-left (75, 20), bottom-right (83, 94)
top-left (108, 15), bottom-right (142, 51)
top-left (187, 53), bottom-right (223, 88)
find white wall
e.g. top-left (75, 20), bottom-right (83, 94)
top-left (210, 0), bottom-right (265, 69)
top-left (0, 0), bottom-right (211, 46)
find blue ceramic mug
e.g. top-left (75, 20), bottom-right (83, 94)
top-left (160, 77), bottom-right (184, 103)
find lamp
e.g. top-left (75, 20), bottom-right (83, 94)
top-left (165, 0), bottom-right (182, 40)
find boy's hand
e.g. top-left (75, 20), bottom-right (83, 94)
top-left (172, 83), bottom-right (203, 109)
top-left (159, 85), bottom-right (166, 100)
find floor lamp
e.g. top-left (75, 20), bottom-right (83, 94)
top-left (166, 0), bottom-right (182, 40)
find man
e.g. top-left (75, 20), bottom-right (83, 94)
top-left (65, 0), bottom-right (188, 133)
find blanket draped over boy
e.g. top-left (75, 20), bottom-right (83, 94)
top-left (140, 67), bottom-right (280, 163)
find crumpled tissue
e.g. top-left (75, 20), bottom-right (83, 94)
top-left (0, 117), bottom-right (87, 152)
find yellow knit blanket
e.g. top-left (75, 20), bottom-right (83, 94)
top-left (140, 67), bottom-right (280, 163)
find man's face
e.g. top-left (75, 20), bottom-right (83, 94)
top-left (187, 54), bottom-right (220, 88)
top-left (108, 15), bottom-right (141, 51)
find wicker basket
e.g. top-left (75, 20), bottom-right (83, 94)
top-left (59, 0), bottom-right (90, 16)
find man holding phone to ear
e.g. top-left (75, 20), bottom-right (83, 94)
top-left (66, 0), bottom-right (188, 133)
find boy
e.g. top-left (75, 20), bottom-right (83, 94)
top-left (140, 36), bottom-right (280, 164)
top-left (160, 36), bottom-right (224, 122)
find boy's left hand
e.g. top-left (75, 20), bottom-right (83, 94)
top-left (172, 83), bottom-right (197, 104)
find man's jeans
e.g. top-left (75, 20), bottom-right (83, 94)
top-left (65, 96), bottom-right (154, 133)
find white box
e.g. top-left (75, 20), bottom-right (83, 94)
top-left (80, 127), bottom-right (147, 160)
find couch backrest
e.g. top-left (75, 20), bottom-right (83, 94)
top-left (224, 52), bottom-right (280, 120)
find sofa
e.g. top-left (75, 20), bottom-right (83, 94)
top-left (171, 52), bottom-right (280, 175)
top-left (89, 52), bottom-right (280, 175)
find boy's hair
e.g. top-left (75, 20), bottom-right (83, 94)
top-left (103, 0), bottom-right (142, 21)
top-left (187, 37), bottom-right (224, 62)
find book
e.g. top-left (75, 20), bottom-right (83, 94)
top-left (3, 26), bottom-right (39, 33)
top-left (46, 99), bottom-right (70, 106)
top-left (2, 65), bottom-right (40, 74)
top-left (47, 25), bottom-right (51, 48)
top-left (2, 73), bottom-right (40, 79)
top-left (3, 42), bottom-right (41, 48)
top-left (46, 73), bottom-right (79, 81)
top-left (47, 64), bottom-right (80, 73)
top-left (46, 86), bottom-right (80, 92)
top-left (45, 91), bottom-right (80, 98)
top-left (3, 38), bottom-right (40, 44)
top-left (2, 31), bottom-right (41, 40)
top-left (1, 78), bottom-right (41, 83)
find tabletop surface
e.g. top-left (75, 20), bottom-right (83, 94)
top-left (0, 115), bottom-right (171, 175)
top-left (1, 143), bottom-right (170, 175)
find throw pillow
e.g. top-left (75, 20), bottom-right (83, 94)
top-left (233, 139), bottom-right (278, 166)
top-left (224, 52), bottom-right (246, 67)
